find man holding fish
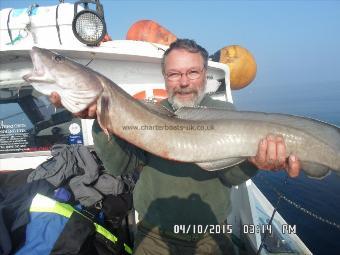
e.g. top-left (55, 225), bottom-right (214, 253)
top-left (48, 39), bottom-right (301, 254)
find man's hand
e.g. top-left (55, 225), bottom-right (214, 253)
top-left (49, 91), bottom-right (63, 108)
top-left (248, 134), bottom-right (301, 178)
top-left (49, 91), bottom-right (97, 119)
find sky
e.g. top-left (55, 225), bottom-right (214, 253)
top-left (1, 0), bottom-right (340, 119)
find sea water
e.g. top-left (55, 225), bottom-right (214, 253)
top-left (234, 81), bottom-right (340, 255)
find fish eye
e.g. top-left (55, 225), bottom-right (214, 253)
top-left (53, 55), bottom-right (64, 63)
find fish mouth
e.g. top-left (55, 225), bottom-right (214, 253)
top-left (22, 73), bottom-right (55, 83)
top-left (23, 47), bottom-right (55, 84)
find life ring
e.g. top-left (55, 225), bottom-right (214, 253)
top-left (133, 88), bottom-right (168, 103)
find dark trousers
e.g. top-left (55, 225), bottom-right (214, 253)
top-left (133, 223), bottom-right (235, 255)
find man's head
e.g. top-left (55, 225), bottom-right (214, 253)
top-left (162, 39), bottom-right (208, 109)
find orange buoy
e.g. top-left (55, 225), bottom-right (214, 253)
top-left (211, 45), bottom-right (257, 90)
top-left (133, 88), bottom-right (168, 103)
top-left (126, 20), bottom-right (177, 45)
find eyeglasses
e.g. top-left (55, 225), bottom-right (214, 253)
top-left (165, 67), bottom-right (205, 81)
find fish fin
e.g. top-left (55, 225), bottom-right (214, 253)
top-left (176, 107), bottom-right (340, 151)
top-left (142, 101), bottom-right (175, 116)
top-left (175, 106), bottom-right (225, 120)
top-left (97, 93), bottom-right (111, 132)
top-left (196, 158), bottom-right (246, 171)
top-left (105, 130), bottom-right (110, 141)
top-left (301, 161), bottom-right (331, 179)
top-left (97, 118), bottom-right (110, 140)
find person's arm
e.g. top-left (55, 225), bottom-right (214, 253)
top-left (92, 120), bottom-right (146, 176)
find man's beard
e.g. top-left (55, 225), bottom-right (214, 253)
top-left (167, 86), bottom-right (205, 110)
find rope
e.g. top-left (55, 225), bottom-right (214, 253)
top-left (256, 175), bottom-right (288, 254)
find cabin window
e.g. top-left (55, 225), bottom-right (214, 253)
top-left (0, 85), bottom-right (83, 154)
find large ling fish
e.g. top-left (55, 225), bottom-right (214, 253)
top-left (23, 47), bottom-right (340, 179)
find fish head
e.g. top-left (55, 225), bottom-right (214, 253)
top-left (23, 47), bottom-right (103, 113)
